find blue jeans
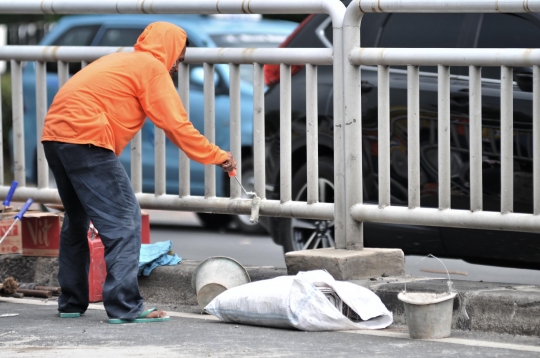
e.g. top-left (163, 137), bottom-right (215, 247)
top-left (43, 141), bottom-right (144, 319)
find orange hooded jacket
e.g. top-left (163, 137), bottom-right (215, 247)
top-left (41, 22), bottom-right (227, 165)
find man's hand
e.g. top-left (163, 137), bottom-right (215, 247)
top-left (220, 152), bottom-right (237, 174)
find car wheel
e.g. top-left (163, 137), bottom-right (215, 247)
top-left (282, 157), bottom-right (335, 253)
top-left (229, 157), bottom-right (267, 234)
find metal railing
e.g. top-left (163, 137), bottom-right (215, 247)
top-left (1, 0), bottom-right (540, 253)
top-left (343, 0), bottom-right (540, 250)
top-left (0, 0), bottom-right (344, 228)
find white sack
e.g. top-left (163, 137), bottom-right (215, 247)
top-left (204, 270), bottom-right (393, 331)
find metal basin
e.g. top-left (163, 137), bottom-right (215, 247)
top-left (191, 256), bottom-right (251, 309)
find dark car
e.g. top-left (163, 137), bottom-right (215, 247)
top-left (260, 5), bottom-right (540, 269)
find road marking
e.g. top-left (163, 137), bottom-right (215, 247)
top-left (343, 329), bottom-right (540, 353)
top-left (2, 297), bottom-right (539, 352)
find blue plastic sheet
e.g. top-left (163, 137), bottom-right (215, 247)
top-left (138, 240), bottom-right (182, 276)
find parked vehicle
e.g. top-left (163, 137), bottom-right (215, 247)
top-left (20, 14), bottom-right (296, 233)
top-left (260, 3), bottom-right (540, 268)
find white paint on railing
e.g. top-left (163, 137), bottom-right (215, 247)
top-left (203, 63), bottom-right (216, 199)
top-left (469, 65), bottom-right (482, 212)
top-left (437, 65), bottom-right (450, 210)
top-left (306, 64), bottom-right (319, 205)
top-left (177, 63), bottom-right (191, 198)
top-left (280, 63), bottom-right (292, 203)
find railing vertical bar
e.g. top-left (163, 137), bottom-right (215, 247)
top-left (228, 64), bottom-right (242, 199)
top-left (154, 126), bottom-right (166, 196)
top-left (501, 66), bottom-right (513, 213)
top-left (0, 73), bottom-right (3, 185)
top-left (204, 63), bottom-right (216, 198)
top-left (11, 60), bottom-right (25, 185)
top-left (438, 65), bottom-right (451, 210)
top-left (280, 63), bottom-right (292, 203)
top-left (378, 65), bottom-right (390, 207)
top-left (469, 65), bottom-right (483, 212)
top-left (131, 131), bottom-right (142, 193)
top-left (253, 63), bottom-right (265, 199)
top-left (334, 25), bottom-right (347, 249)
top-left (81, 61), bottom-right (88, 68)
top-left (407, 65), bottom-right (420, 209)
top-left (178, 62), bottom-right (190, 197)
top-left (534, 66), bottom-right (540, 215)
top-left (57, 61), bottom-right (69, 88)
top-left (35, 61), bottom-right (48, 189)
top-left (306, 64), bottom-right (319, 204)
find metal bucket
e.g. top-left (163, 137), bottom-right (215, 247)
top-left (398, 291), bottom-right (457, 339)
top-left (191, 256), bottom-right (250, 309)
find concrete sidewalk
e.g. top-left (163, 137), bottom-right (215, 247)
top-left (1, 254), bottom-right (539, 337)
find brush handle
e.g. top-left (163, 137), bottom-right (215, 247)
top-left (228, 169), bottom-right (237, 177)
top-left (14, 198), bottom-right (33, 220)
top-left (3, 181), bottom-right (18, 207)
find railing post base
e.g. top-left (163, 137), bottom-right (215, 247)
top-left (285, 248), bottom-right (405, 280)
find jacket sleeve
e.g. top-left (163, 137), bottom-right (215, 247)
top-left (138, 72), bottom-right (228, 165)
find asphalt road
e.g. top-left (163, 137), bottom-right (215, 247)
top-left (1, 300), bottom-right (539, 358)
top-left (147, 210), bottom-right (540, 286)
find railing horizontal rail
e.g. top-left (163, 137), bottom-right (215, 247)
top-left (136, 195), bottom-right (334, 220)
top-left (0, 46), bottom-right (332, 65)
top-left (0, 0), bottom-right (345, 25)
top-left (188, 48), bottom-right (333, 65)
top-left (0, 187), bottom-right (334, 220)
top-left (354, 0), bottom-right (540, 13)
top-left (351, 204), bottom-right (540, 233)
top-left (350, 48), bottom-right (540, 67)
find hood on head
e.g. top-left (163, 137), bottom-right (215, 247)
top-left (134, 22), bottom-right (187, 70)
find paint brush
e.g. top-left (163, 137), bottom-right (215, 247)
top-left (0, 198), bottom-right (33, 245)
top-left (1, 181), bottom-right (18, 220)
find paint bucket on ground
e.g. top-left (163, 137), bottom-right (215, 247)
top-left (398, 291), bottom-right (457, 339)
top-left (398, 254), bottom-right (457, 339)
top-left (191, 256), bottom-right (251, 309)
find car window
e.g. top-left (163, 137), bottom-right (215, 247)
top-left (477, 14), bottom-right (540, 80)
top-left (52, 25), bottom-right (100, 46)
top-left (378, 13), bottom-right (466, 73)
top-left (97, 28), bottom-right (144, 46)
top-left (47, 25), bottom-right (100, 75)
top-left (379, 14), bottom-right (465, 48)
top-left (210, 33), bottom-right (288, 83)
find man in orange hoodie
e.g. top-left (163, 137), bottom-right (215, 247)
top-left (41, 22), bottom-right (236, 323)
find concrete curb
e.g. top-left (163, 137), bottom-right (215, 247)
top-left (2, 255), bottom-right (539, 336)
top-left (353, 277), bottom-right (540, 337)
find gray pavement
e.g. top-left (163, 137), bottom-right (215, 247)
top-left (1, 298), bottom-right (540, 357)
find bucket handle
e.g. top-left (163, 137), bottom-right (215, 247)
top-left (404, 254), bottom-right (454, 294)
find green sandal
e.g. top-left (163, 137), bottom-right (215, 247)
top-left (59, 312), bottom-right (82, 318)
top-left (108, 308), bottom-right (170, 324)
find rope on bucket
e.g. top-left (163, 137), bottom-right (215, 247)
top-left (404, 254), bottom-right (454, 294)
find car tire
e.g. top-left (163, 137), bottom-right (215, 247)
top-left (281, 156), bottom-right (335, 253)
top-left (229, 157), bottom-right (267, 235)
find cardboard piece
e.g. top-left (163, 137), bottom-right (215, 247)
top-left (21, 212), bottom-right (62, 257)
top-left (1, 211), bottom-right (60, 256)
top-left (0, 214), bottom-right (22, 255)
